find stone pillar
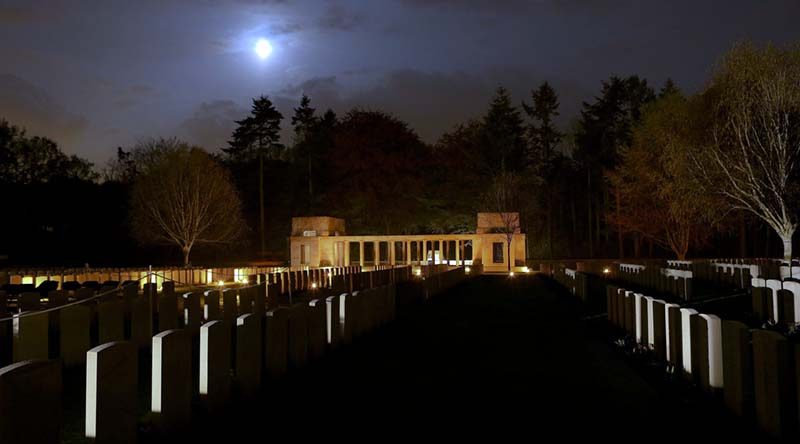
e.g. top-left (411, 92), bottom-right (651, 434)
top-left (374, 241), bottom-right (379, 266)
top-left (422, 241), bottom-right (428, 265)
top-left (86, 341), bottom-right (137, 444)
top-left (344, 242), bottom-right (351, 266)
top-left (0, 359), bottom-right (62, 444)
top-left (389, 241), bottom-right (396, 265)
top-left (359, 242), bottom-right (365, 267)
top-left (406, 241), bottom-right (411, 265)
top-left (455, 240), bottom-right (460, 265)
top-left (151, 329), bottom-right (192, 434)
top-left (199, 320), bottom-right (230, 412)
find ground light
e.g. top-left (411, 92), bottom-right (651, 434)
top-left (509, 271), bottom-right (515, 278)
top-left (603, 268), bottom-right (611, 274)
top-left (465, 266), bottom-right (471, 274)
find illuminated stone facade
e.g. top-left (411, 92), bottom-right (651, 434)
top-left (289, 213), bottom-right (527, 273)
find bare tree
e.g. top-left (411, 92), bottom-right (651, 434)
top-left (131, 139), bottom-right (245, 265)
top-left (698, 43), bottom-right (800, 260)
top-left (488, 172), bottom-right (521, 272)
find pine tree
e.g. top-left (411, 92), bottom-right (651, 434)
top-left (659, 78), bottom-right (680, 98)
top-left (524, 81), bottom-right (563, 258)
top-left (291, 94), bottom-right (318, 212)
top-left (225, 95), bottom-right (283, 256)
top-left (482, 86), bottom-right (525, 175)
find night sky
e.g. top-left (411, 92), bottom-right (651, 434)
top-left (2, 0), bottom-right (800, 163)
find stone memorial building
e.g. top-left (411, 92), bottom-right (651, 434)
top-left (289, 213), bottom-right (527, 273)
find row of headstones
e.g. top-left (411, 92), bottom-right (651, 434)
top-left (607, 286), bottom-right (722, 389)
top-left (1, 266), bottom-right (283, 288)
top-left (0, 287), bottom-right (99, 314)
top-left (553, 267), bottom-right (588, 301)
top-left (0, 280), bottom-right (258, 368)
top-left (270, 266), bottom-right (410, 294)
top-left (750, 277), bottom-right (800, 325)
top-left (607, 285), bottom-right (800, 438)
top-left (420, 267), bottom-right (470, 299)
top-left (617, 265), bottom-right (694, 300)
top-left (1, 266), bottom-right (415, 366)
top-left (0, 284), bottom-right (398, 444)
top-left (699, 263), bottom-right (755, 289)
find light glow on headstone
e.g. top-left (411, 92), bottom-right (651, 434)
top-left (680, 308), bottom-right (698, 374)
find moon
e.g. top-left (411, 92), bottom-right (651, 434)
top-left (255, 38), bottom-right (273, 59)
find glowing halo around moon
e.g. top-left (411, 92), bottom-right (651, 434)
top-left (255, 38), bottom-right (273, 59)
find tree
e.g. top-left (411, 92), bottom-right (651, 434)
top-left (487, 172), bottom-right (521, 272)
top-left (574, 76), bottom-right (655, 257)
top-left (103, 147), bottom-right (137, 183)
top-left (326, 109), bottom-right (431, 234)
top-left (659, 78), bottom-right (680, 98)
top-left (482, 86), bottom-right (526, 175)
top-left (290, 95), bottom-right (318, 212)
top-left (0, 119), bottom-right (97, 184)
top-left (523, 81), bottom-right (564, 258)
top-left (696, 43), bottom-right (800, 260)
top-left (607, 93), bottom-right (723, 259)
top-left (131, 139), bottom-right (244, 265)
top-left (226, 96), bottom-right (284, 256)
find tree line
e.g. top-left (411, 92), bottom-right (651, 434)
top-left (1, 41), bottom-right (799, 265)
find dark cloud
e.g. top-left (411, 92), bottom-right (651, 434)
top-left (178, 100), bottom-right (247, 151)
top-left (0, 74), bottom-right (87, 148)
top-left (398, 0), bottom-right (627, 12)
top-left (0, 5), bottom-right (38, 24)
top-left (316, 3), bottom-right (364, 31)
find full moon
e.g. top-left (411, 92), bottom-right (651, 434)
top-left (255, 38), bottom-right (272, 59)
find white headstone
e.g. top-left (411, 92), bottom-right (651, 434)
top-left (699, 313), bottom-right (723, 388)
top-left (12, 312), bottom-right (48, 362)
top-left (265, 308), bottom-right (288, 379)
top-left (60, 305), bottom-right (91, 367)
top-left (151, 329), bottom-right (192, 434)
top-left (288, 304), bottom-right (309, 370)
top-left (0, 359), bottom-right (62, 444)
top-left (85, 341), bottom-right (137, 444)
top-left (98, 300), bottom-right (125, 344)
top-left (235, 314), bottom-right (261, 398)
top-left (307, 299), bottom-right (327, 360)
top-left (199, 320), bottom-right (230, 412)
top-left (325, 295), bottom-right (340, 347)
top-left (680, 308), bottom-right (698, 374)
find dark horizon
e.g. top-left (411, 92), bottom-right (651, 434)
top-left (3, 0), bottom-right (800, 164)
